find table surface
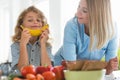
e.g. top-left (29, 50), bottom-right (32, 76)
top-left (0, 70), bottom-right (120, 80)
top-left (105, 70), bottom-right (120, 80)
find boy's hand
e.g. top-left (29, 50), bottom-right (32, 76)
top-left (20, 29), bottom-right (31, 45)
top-left (40, 29), bottom-right (49, 45)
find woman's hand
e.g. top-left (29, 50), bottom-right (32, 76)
top-left (20, 29), bottom-right (31, 45)
top-left (106, 57), bottom-right (118, 75)
top-left (40, 29), bottom-right (49, 45)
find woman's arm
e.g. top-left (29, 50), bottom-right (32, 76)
top-left (62, 19), bottom-right (78, 61)
top-left (105, 33), bottom-right (119, 74)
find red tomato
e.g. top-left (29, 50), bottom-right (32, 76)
top-left (52, 66), bottom-right (65, 80)
top-left (36, 74), bottom-right (44, 80)
top-left (26, 74), bottom-right (36, 80)
top-left (21, 65), bottom-right (36, 77)
top-left (13, 77), bottom-right (22, 80)
top-left (42, 71), bottom-right (56, 80)
top-left (36, 65), bottom-right (52, 74)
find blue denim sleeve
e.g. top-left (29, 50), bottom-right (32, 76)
top-left (62, 20), bottom-right (77, 61)
top-left (105, 35), bottom-right (119, 62)
top-left (54, 47), bottom-right (64, 66)
top-left (11, 43), bottom-right (19, 68)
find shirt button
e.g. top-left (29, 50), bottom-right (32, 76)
top-left (31, 59), bottom-right (33, 61)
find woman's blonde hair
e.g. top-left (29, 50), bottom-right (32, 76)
top-left (86, 0), bottom-right (114, 50)
top-left (12, 6), bottom-right (47, 42)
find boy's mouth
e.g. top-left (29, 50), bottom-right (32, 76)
top-left (32, 26), bottom-right (39, 27)
top-left (31, 26), bottom-right (41, 29)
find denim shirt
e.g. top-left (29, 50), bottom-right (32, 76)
top-left (54, 17), bottom-right (119, 66)
top-left (11, 41), bottom-right (53, 69)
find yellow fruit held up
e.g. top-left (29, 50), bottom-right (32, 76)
top-left (20, 24), bottom-right (49, 36)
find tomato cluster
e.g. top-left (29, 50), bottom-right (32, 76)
top-left (21, 65), bottom-right (36, 77)
top-left (14, 65), bottom-right (65, 80)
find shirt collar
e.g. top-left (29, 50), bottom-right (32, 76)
top-left (27, 40), bottom-right (40, 46)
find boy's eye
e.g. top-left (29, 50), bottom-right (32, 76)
top-left (37, 19), bottom-right (41, 22)
top-left (27, 19), bottom-right (42, 22)
top-left (28, 19), bottom-right (33, 22)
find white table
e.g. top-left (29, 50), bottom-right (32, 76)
top-left (105, 70), bottom-right (120, 80)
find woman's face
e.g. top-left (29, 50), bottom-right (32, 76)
top-left (22, 11), bottom-right (42, 29)
top-left (76, 0), bottom-right (88, 25)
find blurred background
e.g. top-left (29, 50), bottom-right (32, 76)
top-left (0, 0), bottom-right (120, 64)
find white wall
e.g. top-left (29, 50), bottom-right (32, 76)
top-left (49, 0), bottom-right (62, 54)
top-left (0, 0), bottom-right (32, 63)
top-left (61, 0), bottom-right (80, 44)
top-left (0, 0), bottom-right (120, 64)
top-left (0, 6), bottom-right (10, 63)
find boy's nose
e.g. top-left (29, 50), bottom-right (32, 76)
top-left (34, 20), bottom-right (38, 24)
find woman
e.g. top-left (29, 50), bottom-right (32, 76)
top-left (54, 0), bottom-right (119, 74)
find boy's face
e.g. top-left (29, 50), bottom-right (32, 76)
top-left (22, 11), bottom-right (42, 29)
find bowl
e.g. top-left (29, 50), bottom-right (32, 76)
top-left (64, 69), bottom-right (106, 80)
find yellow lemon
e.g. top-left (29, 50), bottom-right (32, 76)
top-left (20, 24), bottom-right (49, 36)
